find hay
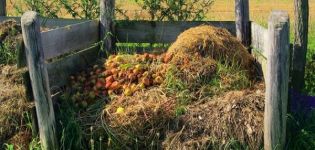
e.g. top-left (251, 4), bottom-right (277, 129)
top-left (162, 84), bottom-right (265, 150)
top-left (165, 25), bottom-right (256, 78)
top-left (0, 65), bottom-right (33, 145)
top-left (103, 88), bottom-right (176, 147)
top-left (99, 25), bottom-right (263, 149)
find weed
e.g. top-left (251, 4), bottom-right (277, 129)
top-left (60, 0), bottom-right (99, 19)
top-left (135, 0), bottom-right (214, 21)
top-left (286, 110), bottom-right (315, 150)
top-left (304, 62), bottom-right (315, 96)
top-left (10, 0), bottom-right (61, 18)
top-left (56, 93), bottom-right (85, 150)
top-left (3, 144), bottom-right (14, 150)
top-left (0, 42), bottom-right (16, 64)
top-left (29, 137), bottom-right (41, 150)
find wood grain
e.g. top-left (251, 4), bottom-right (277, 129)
top-left (41, 20), bottom-right (99, 60)
top-left (235, 0), bottom-right (250, 46)
top-left (0, 16), bottom-right (87, 28)
top-left (47, 46), bottom-right (100, 88)
top-left (291, 0), bottom-right (309, 92)
top-left (251, 22), bottom-right (268, 79)
top-left (116, 21), bottom-right (236, 43)
top-left (264, 10), bottom-right (290, 150)
top-left (21, 11), bottom-right (58, 150)
top-left (100, 0), bottom-right (115, 54)
top-left (0, 0), bottom-right (6, 16)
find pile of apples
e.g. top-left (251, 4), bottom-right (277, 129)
top-left (104, 53), bottom-right (165, 95)
top-left (69, 53), bottom-right (166, 107)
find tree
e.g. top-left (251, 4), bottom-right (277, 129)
top-left (291, 0), bottom-right (309, 92)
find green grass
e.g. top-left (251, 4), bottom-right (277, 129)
top-left (286, 110), bottom-right (315, 150)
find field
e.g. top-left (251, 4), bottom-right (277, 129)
top-left (7, 0), bottom-right (315, 58)
top-left (7, 0), bottom-right (315, 57)
top-left (1, 0), bottom-right (315, 149)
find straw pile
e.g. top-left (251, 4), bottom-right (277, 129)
top-left (99, 25), bottom-right (263, 149)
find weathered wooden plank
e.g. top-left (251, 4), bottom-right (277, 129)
top-left (251, 22), bottom-right (268, 53)
top-left (291, 0), bottom-right (309, 92)
top-left (41, 20), bottom-right (99, 60)
top-left (100, 0), bottom-right (115, 55)
top-left (235, 0), bottom-right (250, 47)
top-left (21, 11), bottom-right (58, 150)
top-left (251, 22), bottom-right (268, 79)
top-left (0, 16), bottom-right (87, 28)
top-left (116, 21), bottom-right (236, 43)
top-left (47, 46), bottom-right (100, 88)
top-left (264, 11), bottom-right (290, 150)
top-left (0, 0), bottom-right (6, 16)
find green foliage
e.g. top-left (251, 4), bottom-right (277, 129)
top-left (3, 144), bottom-right (14, 150)
top-left (0, 42), bottom-right (16, 64)
top-left (135, 0), bottom-right (214, 21)
top-left (286, 111), bottom-right (315, 150)
top-left (60, 0), bottom-right (99, 19)
top-left (197, 59), bottom-right (251, 99)
top-left (175, 106), bottom-right (186, 116)
top-left (56, 93), bottom-right (85, 150)
top-left (10, 0), bottom-right (61, 18)
top-left (304, 61), bottom-right (315, 96)
top-left (29, 137), bottom-right (41, 150)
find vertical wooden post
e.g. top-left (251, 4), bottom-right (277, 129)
top-left (264, 11), bottom-right (290, 150)
top-left (21, 11), bottom-right (58, 150)
top-left (100, 0), bottom-right (115, 55)
top-left (291, 0), bottom-right (309, 92)
top-left (16, 37), bottom-right (39, 137)
top-left (0, 0), bottom-right (6, 16)
top-left (235, 0), bottom-right (250, 47)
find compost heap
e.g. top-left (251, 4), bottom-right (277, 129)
top-left (0, 65), bottom-right (33, 147)
top-left (69, 25), bottom-right (264, 149)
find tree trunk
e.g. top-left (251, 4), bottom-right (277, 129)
top-left (291, 0), bottom-right (309, 92)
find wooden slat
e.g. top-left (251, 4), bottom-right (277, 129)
top-left (0, 16), bottom-right (87, 28)
top-left (251, 22), bottom-right (268, 79)
top-left (264, 11), bottom-right (290, 150)
top-left (116, 21), bottom-right (236, 43)
top-left (47, 45), bottom-right (100, 88)
top-left (41, 20), bottom-right (99, 60)
top-left (251, 22), bottom-right (268, 54)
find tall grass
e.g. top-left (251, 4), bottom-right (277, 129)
top-left (286, 110), bottom-right (315, 150)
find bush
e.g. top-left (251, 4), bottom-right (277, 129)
top-left (10, 0), bottom-right (61, 18)
top-left (135, 0), bottom-right (214, 21)
top-left (305, 60), bottom-right (315, 96)
top-left (59, 0), bottom-right (99, 19)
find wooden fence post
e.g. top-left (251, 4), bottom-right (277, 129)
top-left (264, 11), bottom-right (290, 150)
top-left (0, 0), bottom-right (6, 16)
top-left (21, 11), bottom-right (58, 150)
top-left (235, 0), bottom-right (250, 47)
top-left (100, 0), bottom-right (115, 55)
top-left (291, 0), bottom-right (309, 92)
